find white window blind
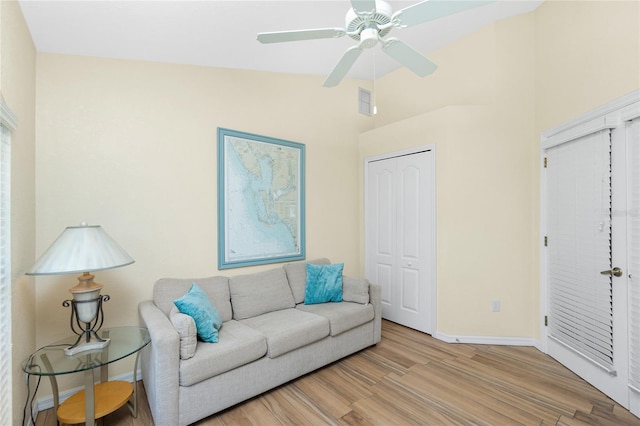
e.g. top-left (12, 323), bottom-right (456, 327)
top-left (629, 117), bottom-right (640, 391)
top-left (0, 98), bottom-right (16, 426)
top-left (546, 129), bottom-right (614, 372)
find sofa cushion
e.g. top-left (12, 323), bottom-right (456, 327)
top-left (174, 283), bottom-right (222, 343)
top-left (169, 306), bottom-right (197, 360)
top-left (296, 302), bottom-right (375, 337)
top-left (178, 320), bottom-right (267, 387)
top-left (154, 276), bottom-right (232, 322)
top-left (283, 258), bottom-right (331, 304)
top-left (229, 267), bottom-right (295, 320)
top-left (239, 309), bottom-right (330, 358)
top-left (342, 276), bottom-right (370, 305)
top-left (304, 263), bottom-right (343, 304)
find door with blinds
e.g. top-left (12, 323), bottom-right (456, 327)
top-left (542, 92), bottom-right (640, 417)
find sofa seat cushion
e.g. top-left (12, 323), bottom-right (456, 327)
top-left (240, 309), bottom-right (330, 358)
top-left (178, 320), bottom-right (267, 387)
top-left (296, 302), bottom-right (375, 337)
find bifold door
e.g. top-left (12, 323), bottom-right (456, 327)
top-left (365, 147), bottom-right (435, 334)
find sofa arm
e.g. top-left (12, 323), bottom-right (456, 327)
top-left (138, 300), bottom-right (181, 426)
top-left (368, 282), bottom-right (382, 344)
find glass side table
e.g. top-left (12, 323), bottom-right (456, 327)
top-left (23, 326), bottom-right (151, 426)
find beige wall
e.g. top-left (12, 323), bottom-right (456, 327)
top-left (1, 1), bottom-right (37, 424)
top-left (535, 0), bottom-right (640, 133)
top-left (359, 1), bottom-right (639, 339)
top-left (371, 23), bottom-right (498, 128)
top-left (360, 13), bottom-right (537, 338)
top-left (34, 53), bottom-right (373, 392)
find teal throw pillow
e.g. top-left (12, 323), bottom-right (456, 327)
top-left (304, 263), bottom-right (344, 305)
top-left (174, 283), bottom-right (222, 343)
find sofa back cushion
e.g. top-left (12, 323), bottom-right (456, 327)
top-left (229, 267), bottom-right (295, 320)
top-left (283, 258), bottom-right (331, 304)
top-left (153, 276), bottom-right (232, 322)
top-left (342, 276), bottom-right (371, 304)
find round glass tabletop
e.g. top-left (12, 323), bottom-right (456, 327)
top-left (22, 326), bottom-right (150, 376)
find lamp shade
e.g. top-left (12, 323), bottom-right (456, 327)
top-left (27, 224), bottom-right (134, 275)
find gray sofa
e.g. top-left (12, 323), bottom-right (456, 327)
top-left (138, 259), bottom-right (382, 426)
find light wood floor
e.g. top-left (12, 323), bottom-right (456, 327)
top-left (36, 320), bottom-right (640, 425)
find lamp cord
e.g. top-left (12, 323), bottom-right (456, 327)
top-left (21, 343), bottom-right (72, 426)
top-left (22, 369), bottom-right (41, 426)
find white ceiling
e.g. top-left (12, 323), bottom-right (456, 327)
top-left (18, 0), bottom-right (543, 82)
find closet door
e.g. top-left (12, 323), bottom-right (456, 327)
top-left (365, 148), bottom-right (435, 334)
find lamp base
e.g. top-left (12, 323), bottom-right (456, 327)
top-left (64, 337), bottom-right (110, 356)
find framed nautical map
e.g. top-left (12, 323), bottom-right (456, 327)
top-left (217, 128), bottom-right (305, 269)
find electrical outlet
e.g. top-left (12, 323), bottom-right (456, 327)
top-left (492, 300), bottom-right (501, 312)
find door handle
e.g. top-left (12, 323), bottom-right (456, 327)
top-left (600, 267), bottom-right (623, 277)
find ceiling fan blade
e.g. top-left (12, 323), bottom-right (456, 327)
top-left (382, 38), bottom-right (437, 77)
top-left (393, 0), bottom-right (493, 28)
top-left (257, 28), bottom-right (346, 44)
top-left (323, 46), bottom-right (363, 87)
top-left (351, 0), bottom-right (377, 16)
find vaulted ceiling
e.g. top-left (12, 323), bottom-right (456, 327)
top-left (18, 0), bottom-right (542, 82)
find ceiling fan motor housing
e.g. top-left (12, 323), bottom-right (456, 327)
top-left (345, 0), bottom-right (393, 41)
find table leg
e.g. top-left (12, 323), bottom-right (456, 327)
top-left (40, 354), bottom-right (60, 425)
top-left (100, 329), bottom-right (110, 383)
top-left (84, 368), bottom-right (95, 426)
top-left (127, 351), bottom-right (141, 417)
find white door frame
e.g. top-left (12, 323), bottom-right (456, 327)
top-left (364, 144), bottom-right (437, 334)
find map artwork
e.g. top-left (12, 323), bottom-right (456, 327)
top-left (219, 129), bottom-right (305, 268)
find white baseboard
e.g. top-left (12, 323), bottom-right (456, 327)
top-left (433, 331), bottom-right (536, 347)
top-left (36, 369), bottom-right (142, 412)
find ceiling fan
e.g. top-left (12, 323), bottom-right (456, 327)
top-left (257, 0), bottom-right (491, 87)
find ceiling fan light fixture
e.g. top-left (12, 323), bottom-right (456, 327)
top-left (359, 27), bottom-right (379, 48)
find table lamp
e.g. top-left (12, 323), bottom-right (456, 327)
top-left (27, 223), bottom-right (134, 355)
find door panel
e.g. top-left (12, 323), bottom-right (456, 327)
top-left (377, 263), bottom-right (392, 306)
top-left (401, 268), bottom-right (419, 313)
top-left (376, 169), bottom-right (394, 257)
top-left (400, 165), bottom-right (420, 259)
top-left (367, 161), bottom-right (397, 320)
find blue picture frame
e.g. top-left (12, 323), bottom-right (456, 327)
top-left (217, 128), bottom-right (305, 269)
